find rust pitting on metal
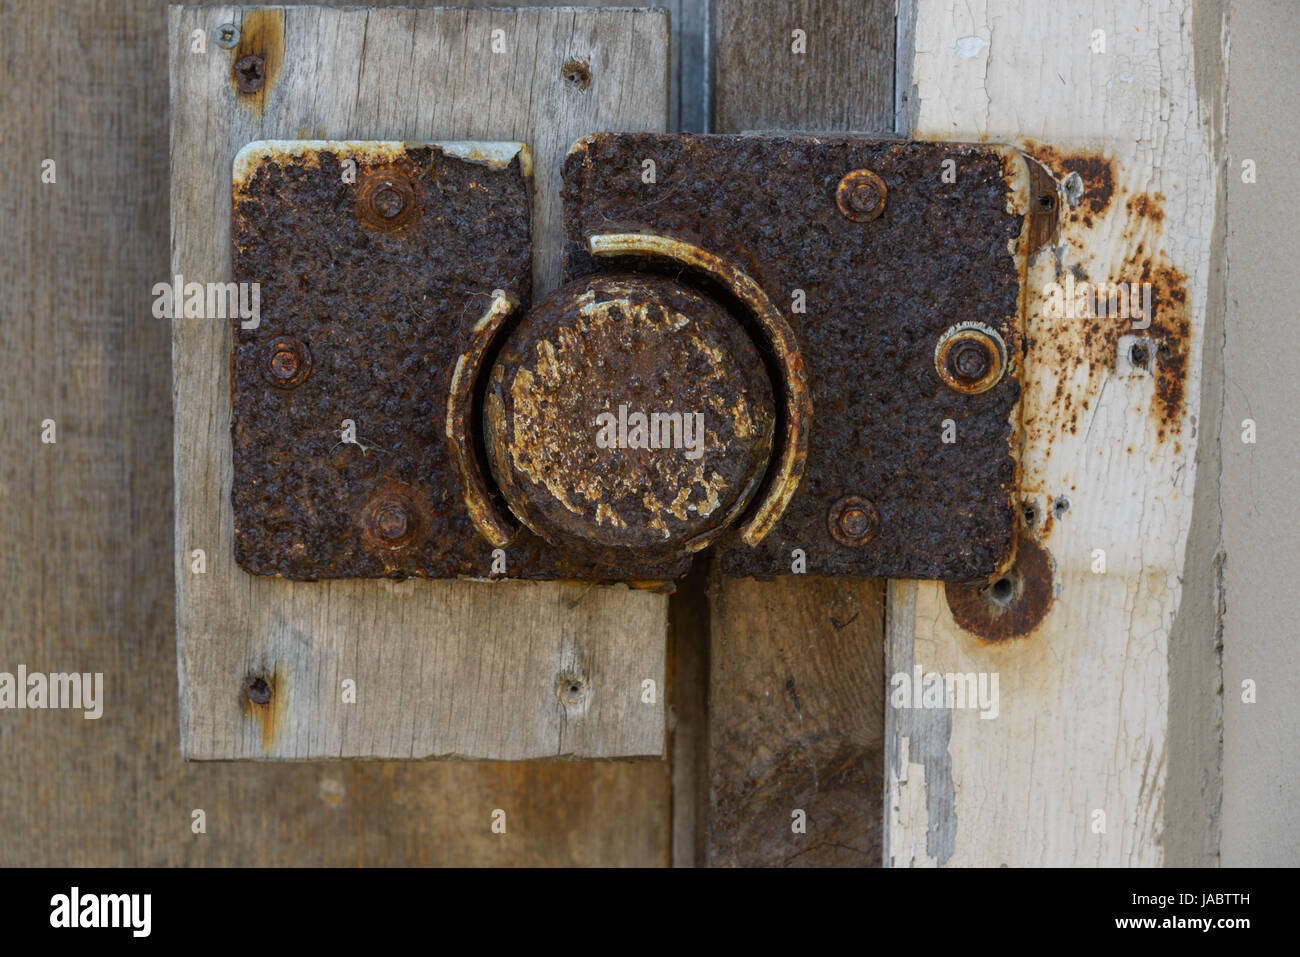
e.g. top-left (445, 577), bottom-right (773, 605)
top-left (944, 534), bottom-right (1054, 642)
top-left (484, 272), bottom-right (776, 569)
top-left (233, 54), bottom-right (265, 93)
top-left (584, 233), bottom-right (810, 548)
top-left (563, 133), bottom-right (1025, 580)
top-left (231, 141), bottom-right (540, 580)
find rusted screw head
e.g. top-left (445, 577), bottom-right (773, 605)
top-left (357, 171), bottom-right (418, 231)
top-left (934, 322), bottom-right (1007, 394)
top-left (828, 495), bottom-right (879, 547)
top-left (216, 24), bottom-right (240, 49)
top-left (233, 54), bottom-right (265, 93)
top-left (950, 339), bottom-right (992, 382)
top-left (360, 487), bottom-right (424, 550)
top-left (263, 336), bottom-right (311, 388)
top-left (370, 185), bottom-right (406, 220)
top-left (373, 502), bottom-right (409, 541)
top-left (836, 169), bottom-right (887, 222)
top-left (269, 348), bottom-right (299, 380)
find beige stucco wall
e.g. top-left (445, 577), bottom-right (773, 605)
top-left (1220, 0), bottom-right (1300, 866)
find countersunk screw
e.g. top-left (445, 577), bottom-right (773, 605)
top-left (234, 54), bottom-right (265, 93)
top-left (216, 23), bottom-right (240, 49)
top-left (828, 495), bottom-right (879, 547)
top-left (836, 168), bottom-right (887, 222)
top-left (263, 336), bottom-right (311, 388)
top-left (934, 322), bottom-right (1007, 395)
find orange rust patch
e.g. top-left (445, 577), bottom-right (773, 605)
top-left (945, 535), bottom-right (1054, 642)
top-left (1023, 185), bottom-right (1190, 445)
top-left (1021, 140), bottom-right (1116, 219)
top-left (231, 9), bottom-right (284, 113)
top-left (240, 663), bottom-right (287, 753)
top-left (1126, 192), bottom-right (1165, 223)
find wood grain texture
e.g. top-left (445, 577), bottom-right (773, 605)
top-left (171, 4), bottom-right (670, 760)
top-left (0, 0), bottom-right (667, 867)
top-left (711, 0), bottom-right (895, 133)
top-left (707, 0), bottom-right (894, 866)
top-left (708, 576), bottom-right (884, 866)
top-left (886, 0), bottom-right (1225, 866)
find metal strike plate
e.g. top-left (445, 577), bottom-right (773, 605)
top-left (231, 134), bottom-right (1053, 583)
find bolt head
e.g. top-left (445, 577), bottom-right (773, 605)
top-left (934, 323), bottom-right (1006, 395)
top-left (840, 507), bottom-right (871, 538)
top-left (269, 348), bottom-right (299, 379)
top-left (848, 183), bottom-right (880, 213)
top-left (263, 337), bottom-right (311, 388)
top-left (374, 502), bottom-right (409, 540)
top-left (828, 495), bottom-right (879, 547)
top-left (370, 185), bottom-right (405, 219)
top-left (950, 340), bottom-right (992, 381)
top-left (836, 169), bottom-right (887, 222)
top-left (356, 172), bottom-right (417, 231)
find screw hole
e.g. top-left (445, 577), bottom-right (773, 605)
top-left (1037, 192), bottom-right (1057, 211)
top-left (244, 675), bottom-right (272, 705)
top-left (990, 578), bottom-right (1014, 604)
top-left (562, 59), bottom-right (591, 91)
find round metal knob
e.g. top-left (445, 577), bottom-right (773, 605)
top-left (483, 273), bottom-right (775, 566)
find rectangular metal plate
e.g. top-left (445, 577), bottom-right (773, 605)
top-left (231, 139), bottom-right (691, 583)
top-left (562, 133), bottom-right (1029, 580)
top-left (230, 140), bottom-right (536, 580)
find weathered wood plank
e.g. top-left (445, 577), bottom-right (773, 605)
top-left (886, 0), bottom-right (1226, 866)
top-left (706, 0), bottom-right (893, 867)
top-left (171, 4), bottom-right (670, 760)
top-left (712, 0), bottom-right (895, 133)
top-left (1, 0), bottom-right (669, 867)
top-left (708, 576), bottom-right (885, 866)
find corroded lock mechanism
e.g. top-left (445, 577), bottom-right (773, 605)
top-left (230, 134), bottom-right (1060, 583)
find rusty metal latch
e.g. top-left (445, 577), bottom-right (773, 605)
top-left (230, 134), bottom-right (1059, 583)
